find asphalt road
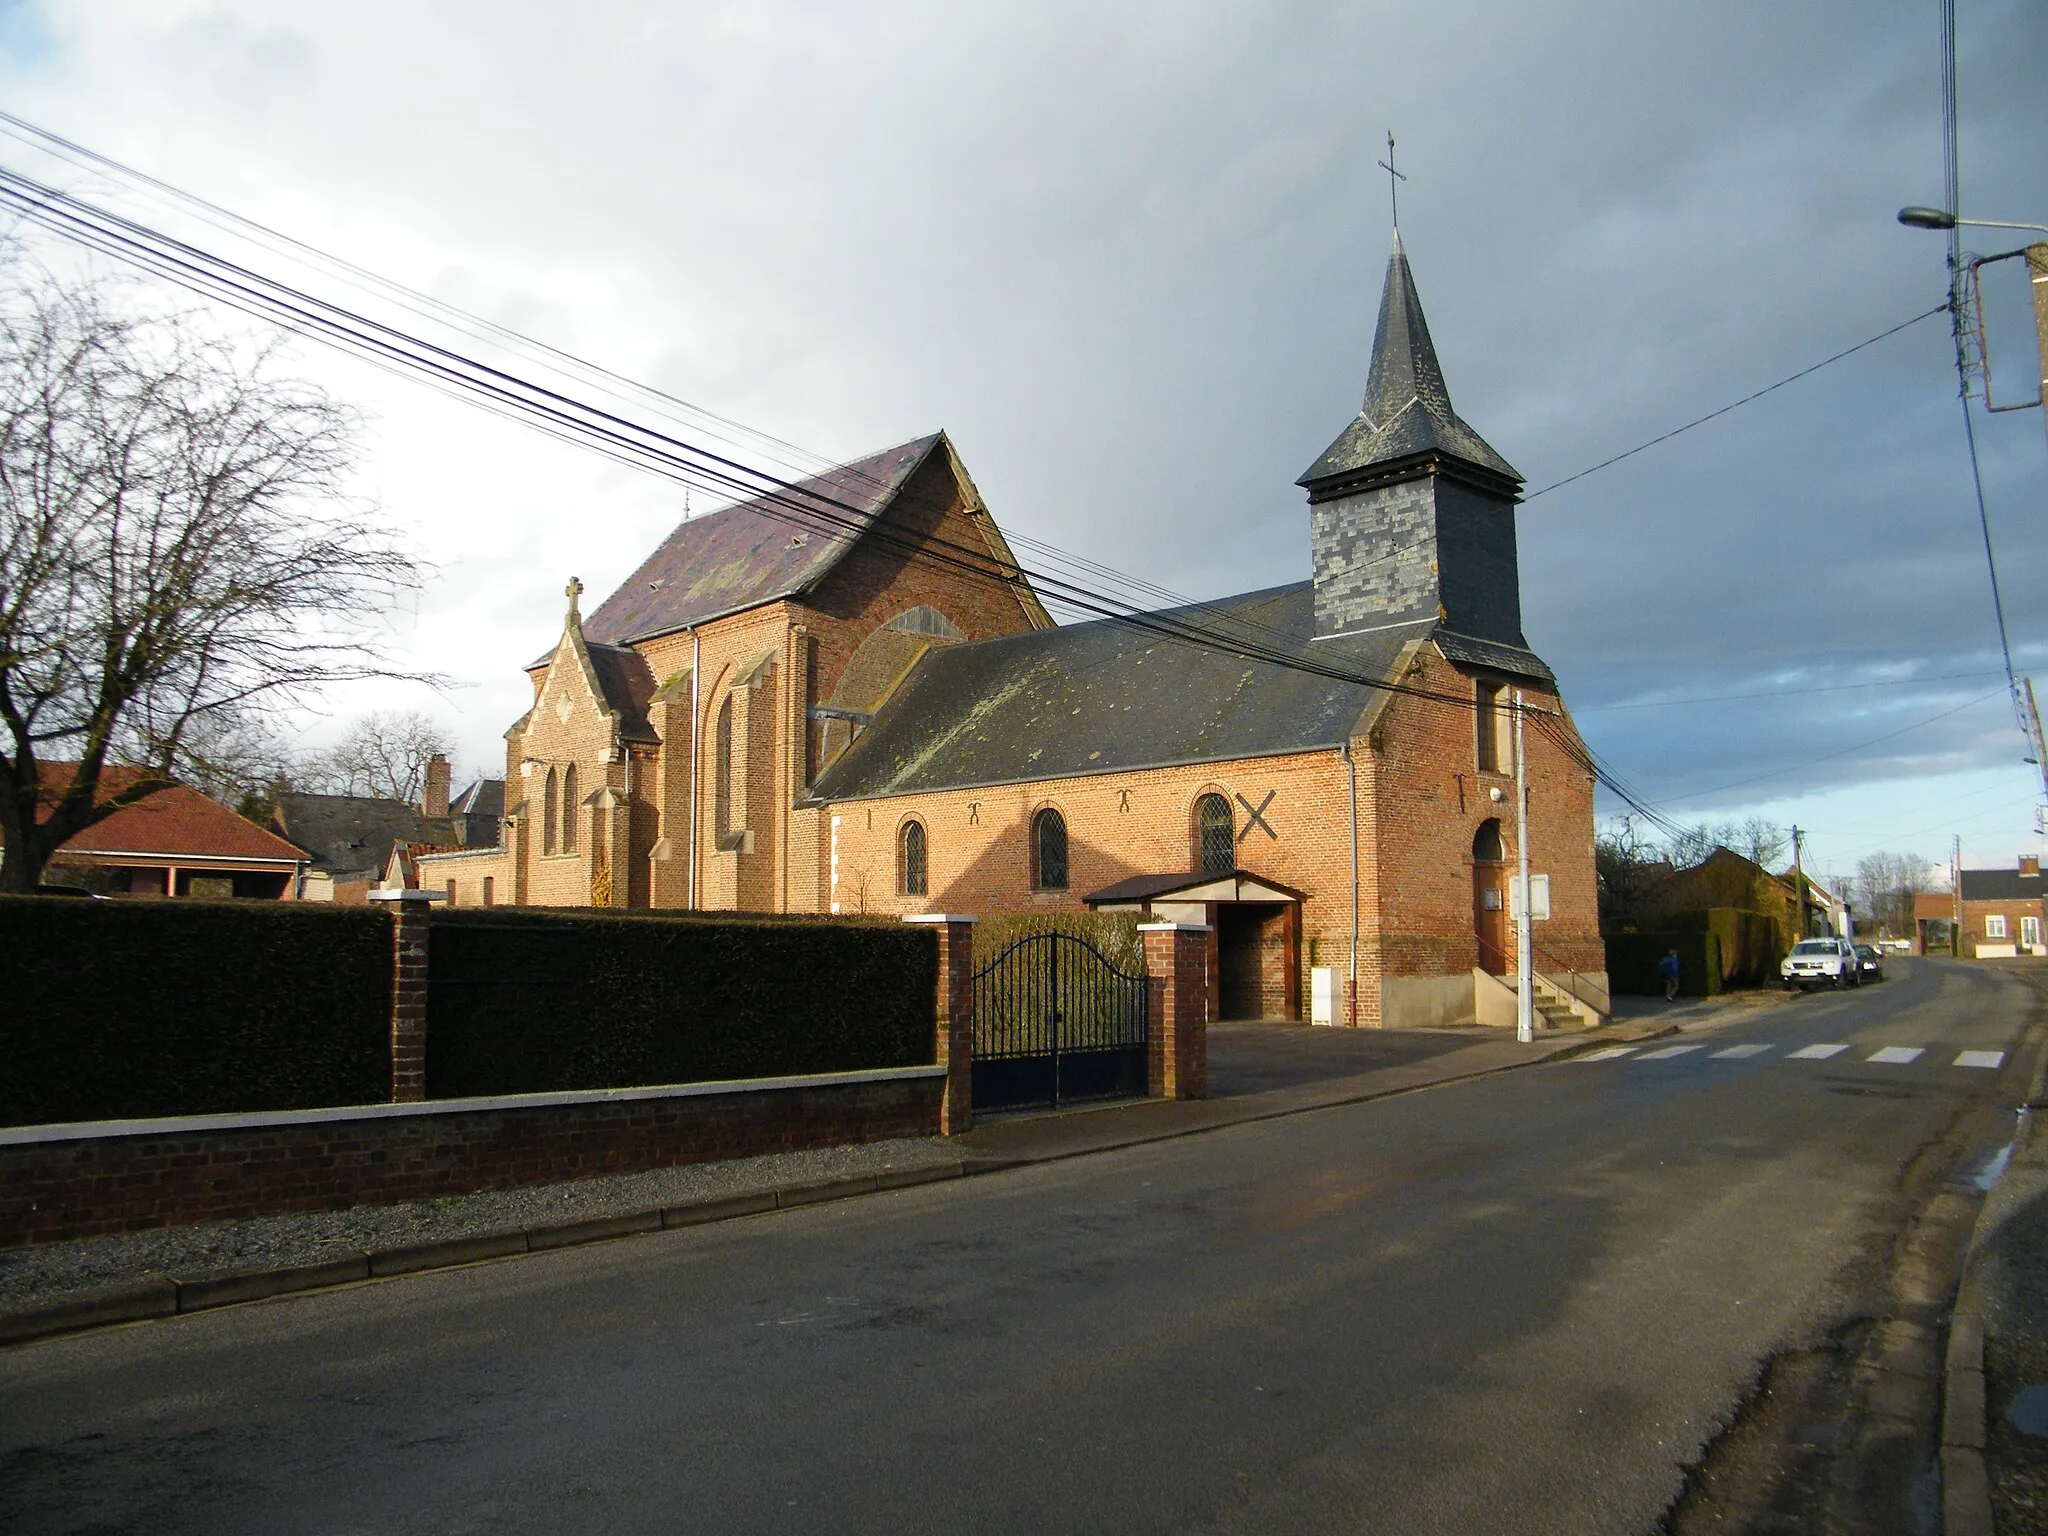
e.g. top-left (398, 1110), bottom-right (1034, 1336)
top-left (2, 958), bottom-right (2036, 1535)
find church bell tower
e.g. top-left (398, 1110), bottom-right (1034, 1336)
top-left (1298, 231), bottom-right (1527, 647)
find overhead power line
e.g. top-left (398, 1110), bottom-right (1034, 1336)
top-left (1522, 305), bottom-right (1948, 501)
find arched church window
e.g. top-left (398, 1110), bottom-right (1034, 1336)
top-left (1473, 819), bottom-right (1504, 864)
top-left (714, 693), bottom-right (734, 843)
top-left (542, 767), bottom-right (559, 855)
top-left (1195, 793), bottom-right (1234, 875)
top-left (900, 820), bottom-right (928, 897)
top-left (1033, 808), bottom-right (1068, 892)
top-left (561, 763), bottom-right (579, 854)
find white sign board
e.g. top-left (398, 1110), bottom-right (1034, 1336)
top-left (1508, 873), bottom-right (1551, 922)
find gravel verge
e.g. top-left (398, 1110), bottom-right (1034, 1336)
top-left (0, 1136), bottom-right (955, 1315)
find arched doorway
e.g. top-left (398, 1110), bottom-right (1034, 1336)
top-left (1472, 819), bottom-right (1508, 974)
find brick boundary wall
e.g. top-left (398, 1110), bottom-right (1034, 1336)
top-left (0, 1067), bottom-right (944, 1250)
top-left (904, 914), bottom-right (974, 1133)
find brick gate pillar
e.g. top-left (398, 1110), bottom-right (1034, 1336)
top-left (1140, 922), bottom-right (1210, 1100)
top-left (370, 889), bottom-right (446, 1104)
top-left (904, 914), bottom-right (975, 1135)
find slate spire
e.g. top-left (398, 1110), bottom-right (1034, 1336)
top-left (1298, 231), bottom-right (1520, 496)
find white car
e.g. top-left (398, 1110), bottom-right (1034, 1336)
top-left (1782, 936), bottom-right (1860, 991)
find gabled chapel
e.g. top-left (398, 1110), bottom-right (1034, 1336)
top-left (419, 233), bottom-right (1605, 1027)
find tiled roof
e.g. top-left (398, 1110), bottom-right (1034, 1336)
top-left (810, 584), bottom-right (1472, 801)
top-left (581, 434), bottom-right (942, 645)
top-left (34, 770), bottom-right (306, 863)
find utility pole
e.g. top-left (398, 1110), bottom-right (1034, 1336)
top-left (2031, 243), bottom-right (2048, 448)
top-left (1954, 834), bottom-right (1964, 957)
top-left (1791, 825), bottom-right (1805, 939)
top-left (1513, 689), bottom-right (1534, 1044)
top-left (2025, 678), bottom-right (2048, 808)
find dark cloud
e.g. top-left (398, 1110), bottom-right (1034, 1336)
top-left (2, 0), bottom-right (2043, 859)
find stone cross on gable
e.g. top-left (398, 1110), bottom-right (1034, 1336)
top-left (565, 576), bottom-right (583, 623)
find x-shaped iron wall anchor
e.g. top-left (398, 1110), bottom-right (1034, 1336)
top-left (1236, 790), bottom-right (1277, 842)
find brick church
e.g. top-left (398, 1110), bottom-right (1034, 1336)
top-left (419, 233), bottom-right (1604, 1027)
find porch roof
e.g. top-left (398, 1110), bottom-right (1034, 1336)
top-left (1083, 869), bottom-right (1306, 907)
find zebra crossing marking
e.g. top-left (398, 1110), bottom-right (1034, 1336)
top-left (1787, 1043), bottom-right (1850, 1060)
top-left (1577, 1041), bottom-right (2009, 1072)
top-left (1578, 1046), bottom-right (1639, 1061)
top-left (1636, 1044), bottom-right (1707, 1061)
top-left (1711, 1044), bottom-right (1774, 1060)
top-left (1955, 1050), bottom-right (2006, 1070)
top-left (1866, 1046), bottom-right (1924, 1065)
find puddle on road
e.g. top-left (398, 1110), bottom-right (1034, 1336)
top-left (1964, 1104), bottom-right (2031, 1195)
top-left (2007, 1383), bottom-right (2048, 1438)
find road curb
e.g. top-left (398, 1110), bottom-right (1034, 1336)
top-left (1942, 997), bottom-right (2048, 1536)
top-left (0, 1024), bottom-right (1667, 1351)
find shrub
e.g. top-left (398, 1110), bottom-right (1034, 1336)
top-left (424, 908), bottom-right (936, 1097)
top-left (0, 895), bottom-right (390, 1126)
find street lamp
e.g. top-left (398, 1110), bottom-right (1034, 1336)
top-left (1898, 206), bottom-right (2048, 235)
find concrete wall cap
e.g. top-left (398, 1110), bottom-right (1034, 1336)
top-left (0, 1063), bottom-right (949, 1145)
top-left (902, 913), bottom-right (977, 925)
top-left (1137, 922), bottom-right (1212, 933)
top-left (367, 888), bottom-right (449, 903)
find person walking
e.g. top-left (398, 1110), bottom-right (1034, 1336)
top-left (1659, 948), bottom-right (1681, 1003)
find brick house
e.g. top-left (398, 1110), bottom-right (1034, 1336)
top-left (420, 232), bottom-right (1604, 1027)
top-left (1916, 856), bottom-right (2047, 957)
top-left (274, 755), bottom-right (502, 903)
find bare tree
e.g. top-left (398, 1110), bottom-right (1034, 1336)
top-left (1733, 816), bottom-right (1789, 870)
top-left (302, 710), bottom-right (455, 804)
top-left (0, 273), bottom-right (427, 891)
top-left (1853, 851), bottom-right (1933, 938)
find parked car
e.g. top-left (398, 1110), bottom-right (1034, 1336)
top-left (1781, 936), bottom-right (1860, 990)
top-left (1853, 944), bottom-right (1884, 983)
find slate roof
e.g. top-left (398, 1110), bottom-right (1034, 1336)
top-left (1961, 867), bottom-right (2047, 902)
top-left (586, 643), bottom-right (661, 742)
top-left (582, 434), bottom-right (942, 645)
top-left (449, 779), bottom-right (504, 818)
top-left (272, 793), bottom-right (459, 880)
top-left (810, 584), bottom-right (1439, 801)
top-left (1299, 231), bottom-right (1520, 494)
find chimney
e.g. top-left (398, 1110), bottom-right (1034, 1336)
top-left (2021, 854), bottom-right (2040, 878)
top-left (422, 754), bottom-right (451, 820)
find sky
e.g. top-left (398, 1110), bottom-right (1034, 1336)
top-left (0, 0), bottom-right (2044, 885)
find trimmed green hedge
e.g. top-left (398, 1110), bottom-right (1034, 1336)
top-left (424, 908), bottom-right (937, 1097)
top-left (975, 910), bottom-right (1146, 975)
top-left (1605, 931), bottom-right (1723, 998)
top-left (0, 895), bottom-right (391, 1126)
top-left (1664, 907), bottom-right (1786, 988)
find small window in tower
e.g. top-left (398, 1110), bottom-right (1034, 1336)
top-left (1033, 808), bottom-right (1069, 891)
top-left (900, 820), bottom-right (928, 897)
top-left (1195, 793), bottom-right (1234, 875)
top-left (1475, 681), bottom-right (1506, 774)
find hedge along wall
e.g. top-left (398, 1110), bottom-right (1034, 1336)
top-left (424, 908), bottom-right (938, 1098)
top-left (975, 910), bottom-right (1147, 975)
top-left (1605, 931), bottom-right (1723, 998)
top-left (1666, 907), bottom-right (1786, 988)
top-left (0, 895), bottom-right (391, 1127)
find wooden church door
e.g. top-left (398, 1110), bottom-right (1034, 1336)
top-left (1472, 819), bottom-right (1508, 975)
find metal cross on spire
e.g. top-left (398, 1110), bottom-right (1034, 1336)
top-left (1377, 132), bottom-right (1406, 228)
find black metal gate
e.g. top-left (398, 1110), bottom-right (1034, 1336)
top-left (971, 932), bottom-right (1149, 1113)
